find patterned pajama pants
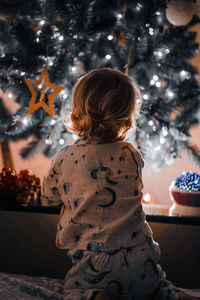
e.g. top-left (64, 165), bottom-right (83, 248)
top-left (63, 238), bottom-right (186, 300)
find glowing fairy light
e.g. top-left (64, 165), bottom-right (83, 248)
top-left (59, 138), bottom-right (65, 145)
top-left (160, 137), bottom-right (165, 144)
top-left (143, 94), bottom-right (149, 100)
top-left (71, 66), bottom-right (76, 72)
top-left (45, 139), bottom-right (51, 144)
top-left (48, 60), bottom-right (53, 66)
top-left (165, 48), bottom-right (170, 54)
top-left (136, 98), bottom-right (141, 104)
top-left (180, 70), bottom-right (190, 80)
top-left (40, 20), bottom-right (45, 25)
top-left (106, 54), bottom-right (111, 60)
top-left (149, 28), bottom-right (154, 35)
top-left (180, 70), bottom-right (186, 77)
top-left (20, 71), bottom-right (25, 76)
top-left (73, 35), bottom-right (78, 39)
top-left (37, 30), bottom-right (42, 35)
top-left (53, 33), bottom-right (59, 38)
top-left (145, 23), bottom-right (150, 27)
top-left (155, 81), bottom-right (161, 87)
top-left (153, 75), bottom-right (159, 81)
top-left (36, 38), bottom-right (40, 43)
top-left (162, 127), bottom-right (168, 136)
top-left (117, 13), bottom-right (122, 19)
top-left (59, 35), bottom-right (64, 41)
top-left (156, 11), bottom-right (160, 15)
top-left (148, 120), bottom-right (154, 126)
top-left (150, 79), bottom-right (155, 85)
top-left (50, 119), bottom-right (56, 125)
top-left (107, 35), bottom-right (113, 40)
top-left (22, 118), bottom-right (28, 125)
top-left (157, 51), bottom-right (163, 57)
top-left (143, 193), bottom-right (151, 203)
top-left (136, 3), bottom-right (143, 11)
top-left (167, 90), bottom-right (174, 98)
top-left (38, 84), bottom-right (42, 89)
top-left (153, 126), bottom-right (157, 131)
top-left (63, 93), bottom-right (68, 99)
top-left (8, 93), bottom-right (13, 98)
top-left (155, 145), bottom-right (161, 151)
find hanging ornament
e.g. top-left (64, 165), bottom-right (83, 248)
top-left (24, 65), bottom-right (64, 117)
top-left (166, 0), bottom-right (198, 26)
top-left (30, 20), bottom-right (39, 33)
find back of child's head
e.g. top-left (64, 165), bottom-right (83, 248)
top-left (68, 68), bottom-right (140, 144)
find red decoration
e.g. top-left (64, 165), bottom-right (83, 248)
top-left (0, 167), bottom-right (41, 204)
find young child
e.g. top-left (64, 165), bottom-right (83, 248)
top-left (42, 68), bottom-right (196, 300)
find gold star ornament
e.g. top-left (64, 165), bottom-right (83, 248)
top-left (25, 66), bottom-right (64, 117)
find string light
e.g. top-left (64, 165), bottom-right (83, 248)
top-left (143, 94), bottom-right (149, 100)
top-left (107, 35), bottom-right (113, 40)
top-left (37, 30), bottom-right (42, 35)
top-left (105, 54), bottom-right (111, 60)
top-left (167, 90), bottom-right (174, 98)
top-left (155, 145), bottom-right (161, 151)
top-left (117, 13), bottom-right (122, 19)
top-left (153, 75), bottom-right (159, 81)
top-left (20, 71), bottom-right (25, 76)
top-left (136, 98), bottom-right (141, 104)
top-left (157, 51), bottom-right (163, 57)
top-left (59, 35), bottom-right (64, 41)
top-left (150, 79), bottom-right (155, 85)
top-left (148, 120), bottom-right (154, 126)
top-left (38, 84), bottom-right (42, 89)
top-left (180, 70), bottom-right (190, 80)
top-left (155, 81), bottom-right (161, 87)
top-left (59, 138), bottom-right (65, 145)
top-left (71, 66), bottom-right (76, 72)
top-left (53, 32), bottom-right (59, 38)
top-left (160, 137), bottom-right (165, 144)
top-left (63, 93), bottom-right (68, 99)
top-left (180, 70), bottom-right (186, 77)
top-left (8, 93), bottom-right (13, 98)
top-left (153, 126), bottom-right (157, 131)
top-left (40, 20), bottom-right (45, 25)
top-left (162, 127), bottom-right (168, 136)
top-left (22, 118), bottom-right (28, 125)
top-left (165, 48), bottom-right (170, 54)
top-left (149, 28), bottom-right (154, 35)
top-left (156, 11), bottom-right (160, 15)
top-left (142, 193), bottom-right (152, 203)
top-left (45, 139), bottom-right (51, 144)
top-left (73, 35), bottom-right (77, 39)
top-left (50, 119), bottom-right (56, 125)
top-left (136, 3), bottom-right (143, 11)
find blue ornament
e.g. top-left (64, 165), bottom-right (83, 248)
top-left (174, 171), bottom-right (200, 192)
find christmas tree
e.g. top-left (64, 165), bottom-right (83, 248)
top-left (0, 0), bottom-right (199, 170)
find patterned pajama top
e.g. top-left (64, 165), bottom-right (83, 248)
top-left (42, 138), bottom-right (153, 252)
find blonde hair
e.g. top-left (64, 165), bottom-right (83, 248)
top-left (65, 68), bottom-right (141, 144)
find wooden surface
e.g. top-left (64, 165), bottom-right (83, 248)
top-left (0, 210), bottom-right (199, 288)
top-left (0, 203), bottom-right (200, 225)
